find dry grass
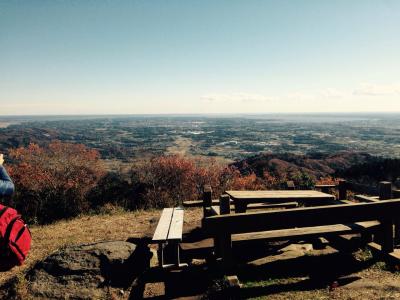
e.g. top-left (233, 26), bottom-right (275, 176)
top-left (0, 206), bottom-right (204, 289)
top-left (0, 208), bottom-right (162, 287)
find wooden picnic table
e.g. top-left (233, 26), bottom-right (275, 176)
top-left (225, 190), bottom-right (336, 213)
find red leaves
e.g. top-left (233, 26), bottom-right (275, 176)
top-left (133, 155), bottom-right (267, 207)
top-left (134, 155), bottom-right (226, 207)
top-left (9, 141), bottom-right (105, 197)
top-left (228, 171), bottom-right (265, 190)
top-left (316, 176), bottom-right (341, 186)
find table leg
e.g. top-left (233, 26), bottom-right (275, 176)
top-left (158, 242), bottom-right (164, 268)
top-left (234, 201), bottom-right (247, 213)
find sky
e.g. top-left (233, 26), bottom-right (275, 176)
top-left (0, 0), bottom-right (399, 115)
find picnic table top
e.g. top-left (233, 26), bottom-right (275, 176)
top-left (225, 190), bottom-right (335, 203)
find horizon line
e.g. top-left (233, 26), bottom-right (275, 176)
top-left (1, 111), bottom-right (400, 118)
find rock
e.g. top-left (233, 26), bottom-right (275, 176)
top-left (27, 240), bottom-right (152, 299)
top-left (278, 243), bottom-right (313, 254)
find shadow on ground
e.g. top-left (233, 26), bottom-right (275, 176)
top-left (130, 226), bottom-right (379, 299)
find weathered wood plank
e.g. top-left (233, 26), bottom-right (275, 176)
top-left (226, 190), bottom-right (334, 200)
top-left (167, 208), bottom-right (184, 241)
top-left (232, 221), bottom-right (380, 242)
top-left (152, 208), bottom-right (174, 242)
top-left (183, 199), bottom-right (220, 207)
top-left (209, 202), bottom-right (298, 213)
top-left (246, 202), bottom-right (298, 210)
top-left (210, 206), bottom-right (220, 216)
top-left (337, 199), bottom-right (354, 205)
top-left (367, 242), bottom-right (400, 264)
top-left (204, 199), bottom-right (400, 235)
top-left (226, 191), bottom-right (333, 197)
top-left (354, 194), bottom-right (379, 203)
top-left (315, 184), bottom-right (336, 188)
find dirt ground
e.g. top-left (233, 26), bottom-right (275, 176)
top-left (1, 207), bottom-right (400, 299)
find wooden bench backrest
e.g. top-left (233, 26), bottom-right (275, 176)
top-left (203, 198), bottom-right (400, 235)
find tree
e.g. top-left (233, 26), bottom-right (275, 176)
top-left (8, 141), bottom-right (105, 223)
top-left (131, 155), bottom-right (227, 207)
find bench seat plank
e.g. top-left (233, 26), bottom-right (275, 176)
top-left (354, 195), bottom-right (380, 203)
top-left (168, 208), bottom-right (184, 241)
top-left (245, 202), bottom-right (298, 210)
top-left (210, 206), bottom-right (220, 216)
top-left (152, 208), bottom-right (174, 242)
top-left (232, 221), bottom-right (380, 242)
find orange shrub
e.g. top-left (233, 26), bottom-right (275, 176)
top-left (315, 176), bottom-right (340, 186)
top-left (226, 169), bottom-right (265, 190)
top-left (130, 155), bottom-right (272, 207)
top-left (131, 155), bottom-right (229, 207)
top-left (8, 141), bottom-right (105, 223)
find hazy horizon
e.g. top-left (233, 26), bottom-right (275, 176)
top-left (1, 111), bottom-right (400, 117)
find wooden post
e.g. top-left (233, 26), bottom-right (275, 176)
top-left (220, 194), bottom-right (231, 215)
top-left (379, 181), bottom-right (394, 253)
top-left (218, 194), bottom-right (232, 269)
top-left (203, 185), bottom-right (212, 217)
top-left (392, 177), bottom-right (400, 239)
top-left (338, 180), bottom-right (347, 200)
top-left (379, 181), bottom-right (392, 200)
top-left (381, 218), bottom-right (394, 253)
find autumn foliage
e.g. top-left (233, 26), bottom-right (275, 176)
top-left (3, 141), bottom-right (341, 224)
top-left (128, 155), bottom-right (272, 208)
top-left (8, 141), bottom-right (105, 223)
top-left (132, 155), bottom-right (223, 207)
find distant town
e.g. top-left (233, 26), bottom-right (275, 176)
top-left (0, 113), bottom-right (399, 163)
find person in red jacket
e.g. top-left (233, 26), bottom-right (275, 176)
top-left (0, 154), bottom-right (15, 197)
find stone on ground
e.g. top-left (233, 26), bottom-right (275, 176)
top-left (26, 240), bottom-right (152, 299)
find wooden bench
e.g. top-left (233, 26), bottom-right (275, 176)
top-left (151, 207), bottom-right (186, 268)
top-left (203, 197), bottom-right (400, 269)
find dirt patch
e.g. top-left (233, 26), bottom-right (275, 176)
top-left (166, 136), bottom-right (195, 156)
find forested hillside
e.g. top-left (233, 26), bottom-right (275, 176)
top-left (4, 141), bottom-right (400, 225)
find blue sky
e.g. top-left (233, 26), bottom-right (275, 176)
top-left (0, 0), bottom-right (399, 115)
